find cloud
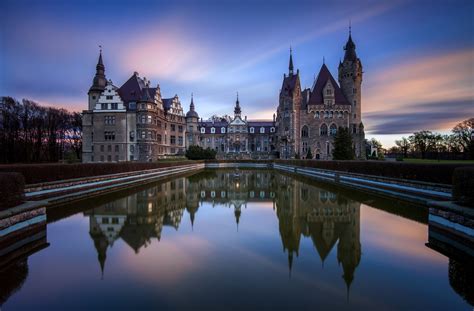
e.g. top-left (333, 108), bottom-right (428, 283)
top-left (365, 99), bottom-right (474, 134)
top-left (363, 48), bottom-right (474, 134)
top-left (228, 1), bottom-right (400, 74)
top-left (118, 17), bottom-right (213, 83)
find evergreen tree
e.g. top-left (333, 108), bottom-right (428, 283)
top-left (332, 127), bottom-right (354, 160)
top-left (306, 147), bottom-right (313, 159)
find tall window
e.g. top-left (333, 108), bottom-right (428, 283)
top-left (221, 127), bottom-right (226, 133)
top-left (250, 127), bottom-right (254, 133)
top-left (330, 124), bottom-right (337, 136)
top-left (320, 124), bottom-right (328, 136)
top-left (111, 103), bottom-right (118, 110)
top-left (260, 127), bottom-right (265, 134)
top-left (301, 125), bottom-right (309, 138)
top-left (211, 127), bottom-right (215, 133)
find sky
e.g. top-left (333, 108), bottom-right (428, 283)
top-left (1, 0), bottom-right (473, 147)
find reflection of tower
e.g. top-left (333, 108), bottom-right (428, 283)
top-left (234, 205), bottom-right (241, 231)
top-left (337, 203), bottom-right (361, 299)
top-left (276, 178), bottom-right (301, 276)
top-left (90, 227), bottom-right (108, 279)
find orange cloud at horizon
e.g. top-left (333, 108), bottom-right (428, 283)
top-left (364, 49), bottom-right (473, 110)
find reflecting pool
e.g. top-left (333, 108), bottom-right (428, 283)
top-left (1, 170), bottom-right (472, 310)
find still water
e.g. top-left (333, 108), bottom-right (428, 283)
top-left (1, 170), bottom-right (472, 310)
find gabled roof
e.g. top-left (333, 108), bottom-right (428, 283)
top-left (280, 73), bottom-right (300, 97)
top-left (308, 64), bottom-right (350, 106)
top-left (162, 98), bottom-right (173, 111)
top-left (118, 74), bottom-right (146, 104)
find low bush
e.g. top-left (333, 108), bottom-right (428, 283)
top-left (185, 145), bottom-right (217, 160)
top-left (0, 161), bottom-right (203, 184)
top-left (0, 173), bottom-right (25, 209)
top-left (274, 159), bottom-right (474, 185)
top-left (452, 167), bottom-right (474, 206)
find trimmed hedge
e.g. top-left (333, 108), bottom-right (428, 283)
top-left (0, 161), bottom-right (203, 184)
top-left (274, 159), bottom-right (474, 185)
top-left (452, 167), bottom-right (474, 206)
top-left (0, 173), bottom-right (25, 210)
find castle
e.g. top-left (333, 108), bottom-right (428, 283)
top-left (82, 29), bottom-right (364, 162)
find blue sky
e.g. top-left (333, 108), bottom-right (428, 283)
top-left (1, 0), bottom-right (473, 146)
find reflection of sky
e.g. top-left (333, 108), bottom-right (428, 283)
top-left (4, 200), bottom-right (469, 309)
top-left (1, 0), bottom-right (473, 147)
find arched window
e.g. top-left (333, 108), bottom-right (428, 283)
top-left (260, 127), bottom-right (265, 133)
top-left (301, 125), bottom-right (309, 138)
top-left (270, 127), bottom-right (275, 133)
top-left (211, 127), bottom-right (215, 134)
top-left (315, 111), bottom-right (320, 119)
top-left (250, 127), bottom-right (255, 133)
top-left (221, 127), bottom-right (226, 133)
top-left (330, 124), bottom-right (337, 136)
top-left (320, 124), bottom-right (328, 136)
top-left (200, 127), bottom-right (205, 134)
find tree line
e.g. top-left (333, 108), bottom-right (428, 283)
top-left (0, 97), bottom-right (82, 163)
top-left (389, 118), bottom-right (474, 160)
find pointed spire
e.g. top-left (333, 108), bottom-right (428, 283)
top-left (289, 46), bottom-right (294, 75)
top-left (288, 251), bottom-right (293, 279)
top-left (234, 92), bottom-right (241, 117)
top-left (90, 46), bottom-right (106, 92)
top-left (343, 23), bottom-right (357, 62)
top-left (186, 92), bottom-right (199, 118)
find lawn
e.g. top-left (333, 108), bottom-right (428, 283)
top-left (402, 158), bottom-right (474, 164)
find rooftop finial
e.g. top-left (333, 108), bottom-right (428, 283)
top-left (323, 56), bottom-right (325, 64)
top-left (289, 46), bottom-right (294, 75)
top-left (349, 19), bottom-right (352, 36)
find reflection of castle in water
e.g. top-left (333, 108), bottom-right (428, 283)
top-left (274, 174), bottom-right (361, 294)
top-left (85, 170), bottom-right (361, 292)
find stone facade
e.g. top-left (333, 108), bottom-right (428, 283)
top-left (82, 29), bottom-right (365, 162)
top-left (82, 51), bottom-right (186, 163)
top-left (276, 31), bottom-right (366, 159)
top-left (190, 96), bottom-right (277, 159)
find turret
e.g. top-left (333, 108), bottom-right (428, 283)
top-left (185, 93), bottom-right (200, 147)
top-left (338, 26), bottom-right (362, 126)
top-left (88, 48), bottom-right (107, 110)
top-left (234, 92), bottom-right (241, 118)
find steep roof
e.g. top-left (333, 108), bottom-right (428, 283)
top-left (118, 74), bottom-right (146, 104)
top-left (308, 64), bottom-right (350, 106)
top-left (162, 98), bottom-right (173, 111)
top-left (280, 73), bottom-right (300, 97)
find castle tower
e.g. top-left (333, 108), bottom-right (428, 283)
top-left (338, 26), bottom-right (362, 126)
top-left (185, 93), bottom-right (200, 147)
top-left (88, 49), bottom-right (107, 111)
top-left (276, 48), bottom-right (302, 159)
top-left (338, 26), bottom-right (365, 158)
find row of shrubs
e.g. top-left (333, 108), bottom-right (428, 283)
top-left (274, 159), bottom-right (472, 185)
top-left (0, 161), bottom-right (203, 184)
top-left (1, 159), bottom-right (472, 186)
top-left (0, 173), bottom-right (25, 210)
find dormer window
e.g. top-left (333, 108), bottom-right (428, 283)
top-left (250, 127), bottom-right (255, 133)
top-left (260, 127), bottom-right (265, 134)
top-left (221, 127), bottom-right (226, 133)
top-left (211, 127), bottom-right (215, 134)
top-left (270, 127), bottom-right (275, 133)
top-left (200, 127), bottom-right (205, 134)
